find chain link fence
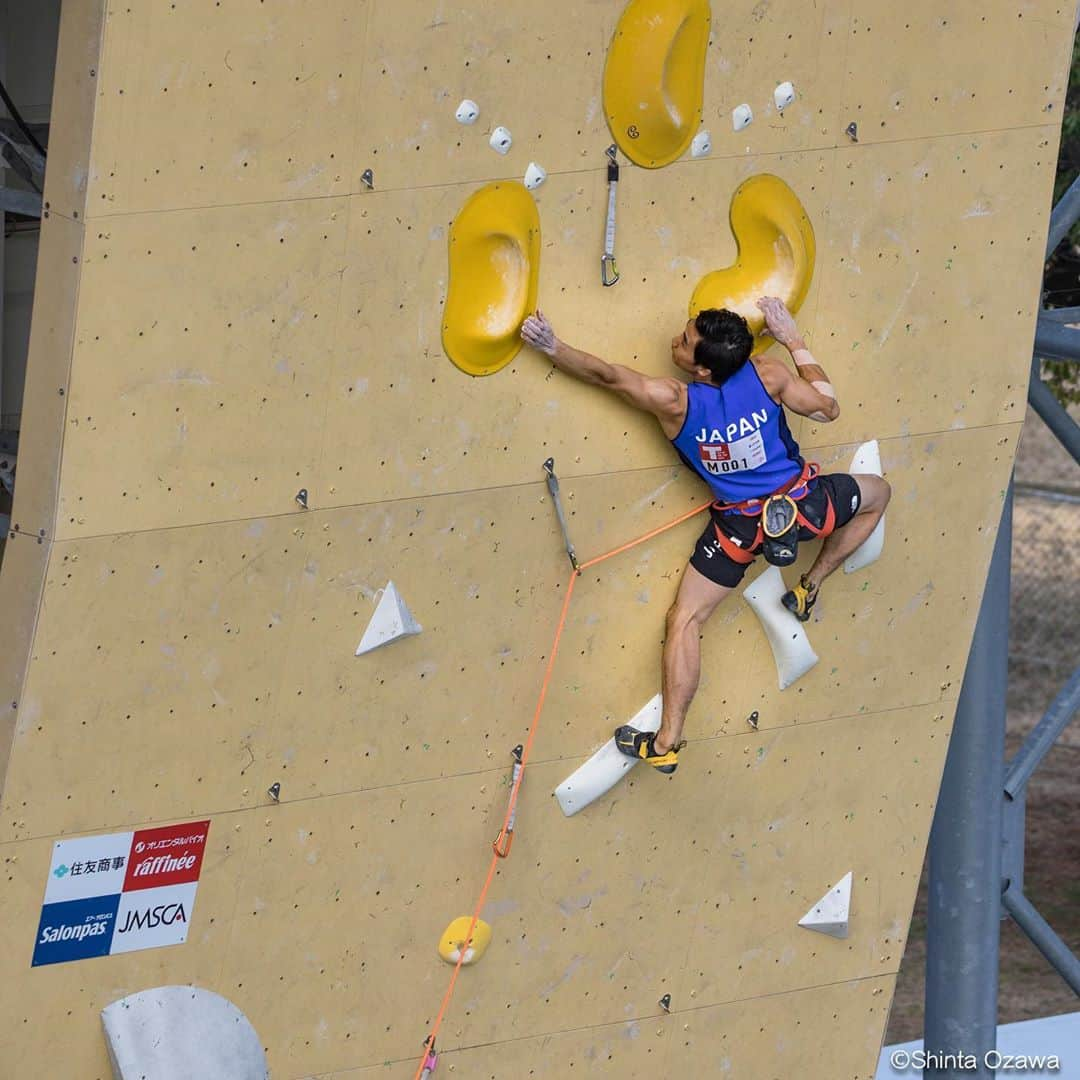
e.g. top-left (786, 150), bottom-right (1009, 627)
top-left (1009, 408), bottom-right (1080, 718)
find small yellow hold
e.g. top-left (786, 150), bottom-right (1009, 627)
top-left (438, 916), bottom-right (492, 965)
top-left (689, 174), bottom-right (816, 355)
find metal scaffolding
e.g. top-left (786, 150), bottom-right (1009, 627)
top-left (923, 117), bottom-right (1080, 1076)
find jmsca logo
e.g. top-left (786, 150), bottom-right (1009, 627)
top-left (116, 901), bottom-right (187, 935)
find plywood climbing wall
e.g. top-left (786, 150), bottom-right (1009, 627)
top-left (0, 2), bottom-right (1073, 1077)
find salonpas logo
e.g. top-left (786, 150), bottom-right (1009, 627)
top-left (38, 920), bottom-right (109, 944)
top-left (116, 902), bottom-right (187, 935)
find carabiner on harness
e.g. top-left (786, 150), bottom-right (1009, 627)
top-left (761, 493), bottom-right (800, 567)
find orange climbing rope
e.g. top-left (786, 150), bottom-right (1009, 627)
top-left (412, 498), bottom-right (710, 1079)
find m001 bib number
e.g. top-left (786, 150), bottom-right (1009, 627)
top-left (698, 430), bottom-right (766, 475)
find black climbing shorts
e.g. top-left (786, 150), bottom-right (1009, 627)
top-left (689, 473), bottom-right (863, 589)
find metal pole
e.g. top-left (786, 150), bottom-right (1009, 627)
top-left (924, 485), bottom-right (1012, 1078)
top-left (1001, 886), bottom-right (1080, 995)
top-left (1034, 317), bottom-right (1080, 363)
top-left (1004, 665), bottom-right (1080, 798)
top-left (1045, 172), bottom-right (1080, 259)
top-left (1028, 365), bottom-right (1080, 466)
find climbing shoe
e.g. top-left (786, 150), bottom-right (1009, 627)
top-left (781, 574), bottom-right (819, 622)
top-left (613, 726), bottom-right (687, 775)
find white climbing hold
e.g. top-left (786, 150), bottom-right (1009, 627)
top-left (743, 565), bottom-right (818, 690)
top-left (798, 871), bottom-right (853, 939)
top-left (554, 694), bottom-right (663, 816)
top-left (774, 81), bottom-right (796, 112)
top-left (844, 440), bottom-right (885, 574)
top-left (524, 162), bottom-right (547, 189)
top-left (355, 581), bottom-right (422, 655)
top-left (691, 130), bottom-right (712, 158)
top-left (732, 104), bottom-right (753, 132)
top-left (455, 99), bottom-right (480, 125)
top-left (489, 126), bottom-right (513, 154)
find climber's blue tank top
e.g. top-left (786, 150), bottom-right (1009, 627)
top-left (670, 361), bottom-right (803, 504)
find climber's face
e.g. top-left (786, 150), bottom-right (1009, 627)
top-left (671, 319), bottom-right (703, 375)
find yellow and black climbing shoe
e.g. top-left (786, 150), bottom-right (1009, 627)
top-left (781, 574), bottom-right (819, 622)
top-left (613, 726), bottom-right (687, 775)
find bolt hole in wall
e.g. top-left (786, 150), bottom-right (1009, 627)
top-left (0, 1), bottom-right (62, 554)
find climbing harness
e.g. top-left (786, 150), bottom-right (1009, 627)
top-left (601, 145), bottom-right (621, 287)
top-left (543, 458), bottom-right (579, 572)
top-left (492, 744), bottom-right (524, 857)
top-left (708, 461), bottom-right (836, 568)
top-left (410, 491), bottom-right (710, 1079)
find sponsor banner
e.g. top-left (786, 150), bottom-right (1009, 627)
top-left (44, 831), bottom-right (134, 904)
top-left (32, 820), bottom-right (210, 967)
top-left (124, 821), bottom-right (209, 892)
top-left (110, 882), bottom-right (199, 955)
top-left (32, 894), bottom-right (120, 967)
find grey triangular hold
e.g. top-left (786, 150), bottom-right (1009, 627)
top-left (798, 871), bottom-right (852, 939)
top-left (355, 581), bottom-right (422, 655)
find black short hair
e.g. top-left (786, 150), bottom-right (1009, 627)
top-left (693, 308), bottom-right (753, 384)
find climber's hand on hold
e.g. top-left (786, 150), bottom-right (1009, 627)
top-left (521, 310), bottom-right (558, 357)
top-left (756, 296), bottom-right (803, 351)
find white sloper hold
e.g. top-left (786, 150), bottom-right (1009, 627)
top-left (489, 126), bottom-right (513, 154)
top-left (844, 439), bottom-right (885, 574)
top-left (798, 871), bottom-right (853, 939)
top-left (732, 103), bottom-right (753, 131)
top-left (743, 565), bottom-right (819, 690)
top-left (102, 986), bottom-right (269, 1080)
top-left (524, 162), bottom-right (547, 189)
top-left (691, 130), bottom-right (712, 157)
top-left (774, 81), bottom-right (796, 112)
top-left (555, 694), bottom-right (663, 817)
top-left (455, 99), bottom-right (479, 125)
top-left (355, 581), bottom-right (422, 656)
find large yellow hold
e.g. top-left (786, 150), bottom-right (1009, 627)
top-left (442, 181), bottom-right (541, 377)
top-left (603, 0), bottom-right (712, 168)
top-left (690, 174), bottom-right (816, 354)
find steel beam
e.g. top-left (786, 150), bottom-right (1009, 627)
top-left (1046, 172), bottom-right (1080, 258)
top-left (0, 185), bottom-right (40, 217)
top-left (1039, 305), bottom-right (1080, 324)
top-left (1004, 665), bottom-right (1080, 798)
top-left (924, 486), bottom-right (1012, 1077)
top-left (1028, 363), bottom-right (1080, 467)
top-left (1001, 886), bottom-right (1080, 995)
top-left (1034, 317), bottom-right (1080, 363)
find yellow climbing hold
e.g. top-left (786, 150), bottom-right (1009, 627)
top-left (437, 916), bottom-right (492, 965)
top-left (603, 0), bottom-right (712, 169)
top-left (689, 174), bottom-right (816, 354)
top-left (442, 181), bottom-right (540, 377)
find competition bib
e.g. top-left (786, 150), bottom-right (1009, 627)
top-left (697, 430), bottom-right (767, 475)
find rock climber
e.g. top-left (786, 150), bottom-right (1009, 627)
top-left (520, 298), bottom-right (890, 775)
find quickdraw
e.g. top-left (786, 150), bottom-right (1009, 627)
top-left (492, 744), bottom-right (524, 858)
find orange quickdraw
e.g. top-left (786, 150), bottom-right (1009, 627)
top-left (492, 744), bottom-right (524, 858)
